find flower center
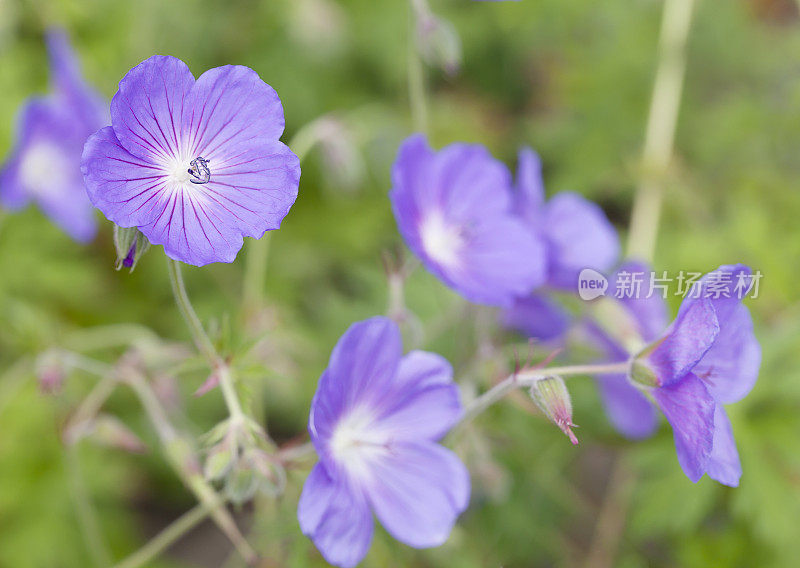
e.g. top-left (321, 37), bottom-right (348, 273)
top-left (420, 214), bottom-right (464, 268)
top-left (19, 142), bottom-right (70, 199)
top-left (329, 407), bottom-right (387, 477)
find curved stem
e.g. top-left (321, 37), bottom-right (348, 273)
top-left (67, 448), bottom-right (112, 567)
top-left (455, 361), bottom-right (630, 431)
top-left (166, 257), bottom-right (245, 422)
top-left (113, 504), bottom-right (209, 568)
top-left (627, 0), bottom-right (696, 261)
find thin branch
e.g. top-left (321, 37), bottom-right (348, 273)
top-left (627, 0), bottom-right (696, 261)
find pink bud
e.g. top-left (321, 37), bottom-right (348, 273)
top-left (530, 375), bottom-right (579, 445)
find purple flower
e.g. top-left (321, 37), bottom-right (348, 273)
top-left (81, 55), bottom-right (300, 266)
top-left (0, 30), bottom-right (106, 242)
top-left (390, 134), bottom-right (546, 306)
top-left (298, 317), bottom-right (469, 567)
top-left (629, 264), bottom-right (761, 486)
top-left (502, 148), bottom-right (619, 339)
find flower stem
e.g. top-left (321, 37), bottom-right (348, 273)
top-left (124, 369), bottom-right (258, 565)
top-left (112, 504), bottom-right (209, 568)
top-left (166, 257), bottom-right (245, 422)
top-left (455, 361), bottom-right (630, 430)
top-left (627, 0), bottom-right (696, 261)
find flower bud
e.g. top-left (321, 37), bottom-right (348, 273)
top-left (36, 350), bottom-right (68, 394)
top-left (529, 375), bottom-right (578, 444)
top-left (416, 13), bottom-right (462, 76)
top-left (90, 414), bottom-right (147, 454)
top-left (113, 225), bottom-right (150, 272)
top-left (204, 440), bottom-right (236, 481)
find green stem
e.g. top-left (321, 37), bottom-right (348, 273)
top-left (627, 0), bottom-right (696, 261)
top-left (455, 362), bottom-right (631, 431)
top-left (125, 370), bottom-right (258, 565)
top-left (113, 504), bottom-right (209, 568)
top-left (242, 233), bottom-right (271, 314)
top-left (166, 257), bottom-right (245, 422)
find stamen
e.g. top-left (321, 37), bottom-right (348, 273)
top-left (188, 156), bottom-right (211, 184)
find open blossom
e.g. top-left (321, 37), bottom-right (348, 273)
top-left (298, 317), bottom-right (469, 567)
top-left (390, 134), bottom-right (546, 306)
top-left (0, 30), bottom-right (106, 242)
top-left (81, 55), bottom-right (300, 266)
top-left (503, 148), bottom-right (619, 340)
top-left (627, 264), bottom-right (760, 486)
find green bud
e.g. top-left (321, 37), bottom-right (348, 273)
top-left (204, 442), bottom-right (235, 481)
top-left (530, 375), bottom-right (578, 445)
top-left (113, 225), bottom-right (150, 272)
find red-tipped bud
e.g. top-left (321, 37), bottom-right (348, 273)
top-left (529, 375), bottom-right (579, 445)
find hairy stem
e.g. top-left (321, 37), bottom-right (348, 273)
top-left (166, 257), bottom-right (245, 422)
top-left (627, 0), bottom-right (696, 261)
top-left (125, 370), bottom-right (258, 565)
top-left (455, 361), bottom-right (631, 431)
top-left (113, 504), bottom-right (210, 568)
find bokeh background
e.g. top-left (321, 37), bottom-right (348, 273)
top-left (1, 0), bottom-right (800, 566)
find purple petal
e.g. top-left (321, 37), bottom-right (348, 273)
top-left (45, 29), bottom-right (108, 127)
top-left (541, 192), bottom-right (619, 289)
top-left (110, 55), bottom-right (195, 161)
top-left (595, 373), bottom-right (658, 440)
top-left (679, 264), bottom-right (754, 327)
top-left (695, 303), bottom-right (760, 404)
top-left (298, 463), bottom-right (374, 568)
top-left (183, 65), bottom-right (285, 158)
top-left (309, 317), bottom-right (403, 450)
top-left (513, 147), bottom-right (545, 221)
top-left (502, 292), bottom-right (570, 341)
top-left (452, 214), bottom-right (546, 305)
top-left (610, 261), bottom-right (669, 342)
top-left (653, 373), bottom-right (715, 483)
top-left (705, 405), bottom-right (741, 487)
top-left (365, 442), bottom-right (469, 549)
top-left (645, 298), bottom-right (719, 387)
top-left (375, 350), bottom-right (462, 442)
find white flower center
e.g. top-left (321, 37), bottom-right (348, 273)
top-left (19, 142), bottom-right (70, 199)
top-left (420, 214), bottom-right (464, 268)
top-left (329, 407), bottom-right (388, 478)
top-left (164, 156), bottom-right (192, 188)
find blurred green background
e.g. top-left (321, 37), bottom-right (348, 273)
top-left (1, 0), bottom-right (800, 566)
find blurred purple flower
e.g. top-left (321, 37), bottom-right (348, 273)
top-left (81, 55), bottom-right (300, 266)
top-left (503, 148), bottom-right (619, 339)
top-left (390, 134), bottom-right (546, 306)
top-left (298, 316), bottom-right (469, 567)
top-left (0, 30), bottom-right (107, 242)
top-left (630, 264), bottom-right (760, 486)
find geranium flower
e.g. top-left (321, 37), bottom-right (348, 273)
top-left (0, 30), bottom-right (106, 242)
top-left (298, 316), bottom-right (469, 567)
top-left (390, 134), bottom-right (546, 306)
top-left (629, 264), bottom-right (760, 486)
top-left (503, 148), bottom-right (619, 340)
top-left (81, 55), bottom-right (300, 266)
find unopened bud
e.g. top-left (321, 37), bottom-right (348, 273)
top-left (416, 13), bottom-right (462, 76)
top-left (204, 440), bottom-right (236, 481)
top-left (530, 375), bottom-right (578, 444)
top-left (36, 350), bottom-right (68, 394)
top-left (113, 225), bottom-right (150, 272)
